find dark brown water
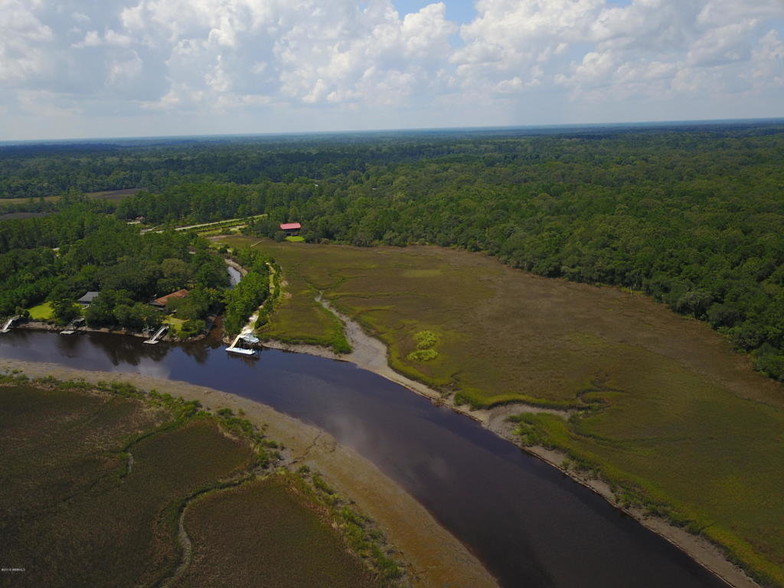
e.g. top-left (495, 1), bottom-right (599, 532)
top-left (227, 265), bottom-right (242, 287)
top-left (0, 330), bottom-right (727, 588)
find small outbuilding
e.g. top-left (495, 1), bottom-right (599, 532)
top-left (151, 289), bottom-right (189, 309)
top-left (280, 222), bottom-right (302, 236)
top-left (77, 292), bottom-right (100, 307)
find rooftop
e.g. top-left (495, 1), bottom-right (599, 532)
top-left (151, 289), bottom-right (189, 307)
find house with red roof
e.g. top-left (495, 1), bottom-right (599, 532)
top-left (151, 289), bottom-right (189, 308)
top-left (280, 222), bottom-right (301, 236)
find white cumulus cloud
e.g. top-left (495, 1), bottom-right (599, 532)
top-left (0, 0), bottom-right (781, 139)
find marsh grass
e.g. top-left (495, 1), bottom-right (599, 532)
top-left (1, 373), bottom-right (402, 587)
top-left (235, 244), bottom-right (350, 353)
top-left (0, 382), bottom-right (255, 588)
top-left (178, 468), bottom-right (402, 588)
top-left (226, 238), bottom-right (784, 585)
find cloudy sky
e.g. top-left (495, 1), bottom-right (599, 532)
top-left (2, 0), bottom-right (783, 140)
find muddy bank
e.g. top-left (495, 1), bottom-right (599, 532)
top-left (0, 358), bottom-right (496, 588)
top-left (262, 302), bottom-right (758, 588)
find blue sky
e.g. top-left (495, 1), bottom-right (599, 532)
top-left (394, 0), bottom-right (475, 24)
top-left (1, 0), bottom-right (782, 141)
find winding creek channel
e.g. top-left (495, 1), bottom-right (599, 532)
top-left (0, 330), bottom-right (727, 588)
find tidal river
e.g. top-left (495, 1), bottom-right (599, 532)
top-left (0, 330), bottom-right (726, 588)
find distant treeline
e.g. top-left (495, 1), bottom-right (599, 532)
top-left (0, 132), bottom-right (473, 200)
top-left (3, 122), bottom-right (779, 200)
top-left (2, 123), bottom-right (783, 378)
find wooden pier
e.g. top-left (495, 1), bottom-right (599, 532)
top-left (0, 316), bottom-right (21, 334)
top-left (143, 325), bottom-right (168, 345)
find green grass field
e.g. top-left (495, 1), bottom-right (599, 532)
top-left (222, 237), bottom-right (784, 585)
top-left (256, 261), bottom-right (350, 352)
top-left (27, 302), bottom-right (54, 320)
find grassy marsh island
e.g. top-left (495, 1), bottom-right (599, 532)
top-left (0, 373), bottom-right (409, 587)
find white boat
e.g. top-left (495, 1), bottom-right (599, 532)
top-left (226, 346), bottom-right (257, 356)
top-left (225, 334), bottom-right (259, 356)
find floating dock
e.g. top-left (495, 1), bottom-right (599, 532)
top-left (226, 334), bottom-right (259, 356)
top-left (60, 318), bottom-right (85, 336)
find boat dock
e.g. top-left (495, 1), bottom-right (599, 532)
top-left (60, 317), bottom-right (85, 336)
top-left (143, 325), bottom-right (168, 345)
top-left (0, 316), bottom-right (21, 334)
top-left (226, 334), bottom-right (260, 356)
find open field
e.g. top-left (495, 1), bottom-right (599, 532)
top-left (0, 378), bottom-right (407, 587)
top-left (0, 188), bottom-right (141, 207)
top-left (226, 237), bottom-right (784, 586)
top-left (259, 275), bottom-right (349, 352)
top-left (27, 302), bottom-right (54, 321)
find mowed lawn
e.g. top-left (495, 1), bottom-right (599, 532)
top-left (28, 301), bottom-right (55, 321)
top-left (227, 238), bottom-right (784, 585)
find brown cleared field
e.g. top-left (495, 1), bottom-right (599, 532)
top-left (0, 188), bottom-right (141, 207)
top-left (225, 237), bottom-right (784, 586)
top-left (1, 379), bottom-right (397, 587)
top-left (176, 475), bottom-right (377, 588)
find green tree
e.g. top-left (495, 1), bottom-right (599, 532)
top-left (51, 299), bottom-right (81, 326)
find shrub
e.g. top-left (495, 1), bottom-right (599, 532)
top-left (407, 329), bottom-right (440, 362)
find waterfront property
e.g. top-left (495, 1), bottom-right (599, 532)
top-left (151, 289), bottom-right (190, 309)
top-left (226, 333), bottom-right (260, 356)
top-left (77, 292), bottom-right (100, 307)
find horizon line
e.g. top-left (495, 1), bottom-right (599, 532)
top-left (2, 116), bottom-right (783, 147)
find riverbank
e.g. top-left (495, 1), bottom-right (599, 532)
top-left (15, 319), bottom-right (219, 344)
top-left (0, 357), bottom-right (496, 588)
top-left (262, 304), bottom-right (759, 588)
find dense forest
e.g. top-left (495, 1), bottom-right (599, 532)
top-left (1, 122), bottom-right (782, 378)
